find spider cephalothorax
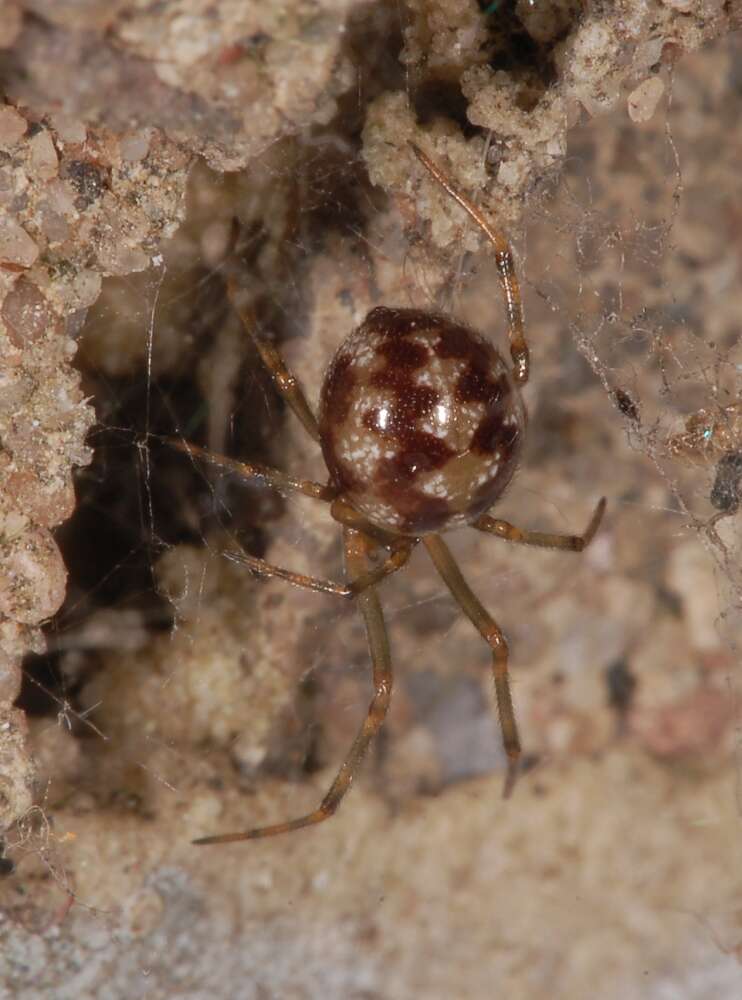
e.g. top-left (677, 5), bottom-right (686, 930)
top-left (173, 143), bottom-right (605, 845)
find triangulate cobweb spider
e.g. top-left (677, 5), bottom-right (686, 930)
top-left (175, 143), bottom-right (606, 845)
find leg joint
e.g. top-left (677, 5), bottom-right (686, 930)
top-left (485, 627), bottom-right (508, 658)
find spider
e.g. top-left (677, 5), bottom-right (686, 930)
top-left (666, 402), bottom-right (742, 519)
top-left (174, 143), bottom-right (606, 845)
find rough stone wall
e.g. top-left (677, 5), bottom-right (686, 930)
top-left (0, 2), bottom-right (740, 998)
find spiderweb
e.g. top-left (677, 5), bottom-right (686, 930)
top-left (8, 22), bottom-right (742, 1000)
top-left (18, 25), bottom-right (741, 861)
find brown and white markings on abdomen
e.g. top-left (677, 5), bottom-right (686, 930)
top-left (319, 307), bottom-right (527, 536)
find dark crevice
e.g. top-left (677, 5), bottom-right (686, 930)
top-left (413, 78), bottom-right (480, 139)
top-left (481, 0), bottom-right (584, 95)
top-left (23, 250), bottom-right (283, 719)
top-left (17, 652), bottom-right (67, 718)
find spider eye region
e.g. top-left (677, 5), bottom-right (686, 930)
top-left (318, 307), bottom-right (526, 536)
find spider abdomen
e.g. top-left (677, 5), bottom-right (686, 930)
top-left (318, 307), bottom-right (526, 536)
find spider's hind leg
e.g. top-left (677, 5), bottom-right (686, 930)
top-left (226, 276), bottom-right (321, 443)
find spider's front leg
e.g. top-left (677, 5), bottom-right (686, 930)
top-left (167, 438), bottom-right (336, 501)
top-left (424, 501), bottom-right (606, 798)
top-left (193, 527), bottom-right (395, 845)
top-left (224, 538), bottom-right (413, 599)
top-left (423, 534), bottom-right (521, 798)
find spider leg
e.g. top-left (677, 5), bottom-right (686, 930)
top-left (423, 534), bottom-right (521, 799)
top-left (329, 497), bottom-right (413, 548)
top-left (167, 438), bottom-right (336, 502)
top-left (410, 143), bottom-right (529, 385)
top-left (224, 539), bottom-right (414, 599)
top-left (193, 528), bottom-right (394, 844)
top-left (474, 497), bottom-right (606, 552)
top-left (226, 276), bottom-right (321, 442)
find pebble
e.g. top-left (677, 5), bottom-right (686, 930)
top-left (627, 77), bottom-right (665, 123)
top-left (0, 221), bottom-right (39, 268)
top-left (0, 105), bottom-right (26, 150)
